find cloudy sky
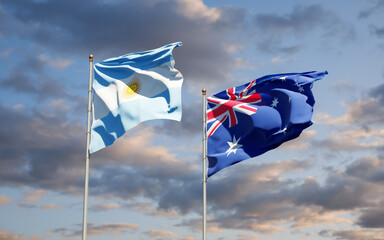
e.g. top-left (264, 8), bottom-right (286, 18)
top-left (0, 0), bottom-right (384, 239)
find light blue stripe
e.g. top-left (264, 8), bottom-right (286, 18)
top-left (89, 87), bottom-right (182, 153)
top-left (93, 42), bottom-right (182, 90)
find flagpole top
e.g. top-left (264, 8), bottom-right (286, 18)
top-left (202, 89), bottom-right (206, 95)
top-left (89, 54), bottom-right (94, 62)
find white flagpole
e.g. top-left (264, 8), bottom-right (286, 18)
top-left (82, 54), bottom-right (94, 240)
top-left (202, 89), bottom-right (207, 240)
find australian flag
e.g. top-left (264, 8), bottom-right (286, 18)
top-left (206, 71), bottom-right (328, 177)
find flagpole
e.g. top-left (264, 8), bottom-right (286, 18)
top-left (202, 89), bottom-right (207, 240)
top-left (82, 54), bottom-right (93, 240)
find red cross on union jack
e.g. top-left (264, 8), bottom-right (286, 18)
top-left (207, 80), bottom-right (261, 137)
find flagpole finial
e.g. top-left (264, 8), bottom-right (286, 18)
top-left (202, 89), bottom-right (206, 95)
top-left (89, 54), bottom-right (94, 62)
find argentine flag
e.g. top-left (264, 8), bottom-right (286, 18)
top-left (90, 42), bottom-right (183, 153)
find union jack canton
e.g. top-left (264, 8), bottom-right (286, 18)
top-left (207, 80), bottom-right (260, 137)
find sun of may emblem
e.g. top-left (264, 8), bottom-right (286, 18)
top-left (123, 77), bottom-right (142, 98)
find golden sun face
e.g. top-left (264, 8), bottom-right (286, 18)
top-left (123, 77), bottom-right (142, 98)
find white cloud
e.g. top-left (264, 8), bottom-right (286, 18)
top-left (41, 204), bottom-right (63, 210)
top-left (176, 0), bottom-right (221, 22)
top-left (93, 127), bottom-right (197, 176)
top-left (85, 223), bottom-right (139, 237)
top-left (38, 54), bottom-right (72, 70)
top-left (280, 130), bottom-right (316, 150)
top-left (19, 189), bottom-right (45, 206)
top-left (290, 208), bottom-right (352, 228)
top-left (271, 56), bottom-right (291, 63)
top-left (0, 48), bottom-right (12, 57)
top-left (315, 127), bottom-right (384, 151)
top-left (237, 234), bottom-right (260, 240)
top-left (0, 195), bottom-right (13, 206)
top-left (126, 202), bottom-right (179, 218)
top-left (146, 229), bottom-right (178, 238)
top-left (92, 202), bottom-right (120, 211)
top-left (249, 223), bottom-right (284, 233)
top-left (223, 43), bottom-right (244, 53)
top-left (332, 228), bottom-right (384, 240)
top-left (315, 97), bottom-right (384, 126)
top-left (0, 231), bottom-right (26, 240)
top-left (0, 195), bottom-right (13, 207)
top-left (234, 57), bottom-right (252, 69)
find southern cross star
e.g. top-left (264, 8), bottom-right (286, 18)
top-left (271, 97), bottom-right (279, 108)
top-left (226, 135), bottom-right (243, 156)
top-left (295, 82), bottom-right (305, 92)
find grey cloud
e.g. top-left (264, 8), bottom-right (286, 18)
top-left (310, 84), bottom-right (384, 154)
top-left (254, 38), bottom-right (304, 55)
top-left (232, 192), bottom-right (297, 223)
top-left (0, 3), bottom-right (18, 37)
top-left (346, 156), bottom-right (384, 183)
top-left (2, 0), bottom-right (245, 85)
top-left (181, 160), bottom-right (313, 231)
top-left (292, 157), bottom-right (384, 211)
top-left (0, 98), bottom-right (205, 216)
top-left (331, 229), bottom-right (384, 240)
top-left (1, 70), bottom-right (67, 101)
top-left (0, 104), bottom-right (85, 193)
top-left (370, 26), bottom-right (384, 38)
top-left (86, 165), bottom-right (202, 215)
top-left (157, 100), bottom-right (202, 137)
top-left (347, 88), bottom-right (384, 126)
top-left (89, 159), bottom-right (308, 216)
top-left (1, 100), bottom-right (382, 223)
top-left (0, 102), bottom-right (203, 214)
top-left (313, 83), bottom-right (384, 152)
top-left (279, 44), bottom-right (303, 54)
top-left (214, 173), bottom-right (366, 229)
top-left (358, 208), bottom-right (384, 228)
top-left (207, 160), bottom-right (307, 209)
top-left (358, 0), bottom-right (384, 19)
top-left (91, 167), bottom-right (170, 199)
top-left (252, 4), bottom-right (355, 54)
top-left (331, 79), bottom-right (357, 95)
top-left (157, 175), bottom-right (201, 215)
top-left (311, 138), bottom-right (356, 152)
top-left (195, 156), bottom-right (384, 233)
top-left (370, 83), bottom-right (384, 104)
top-left (0, 52), bottom-right (73, 101)
top-left (253, 4), bottom-right (328, 34)
top-left (293, 174), bottom-right (373, 210)
top-left (56, 222), bottom-right (139, 238)
top-left (88, 142), bottom-right (202, 213)
top-left (3, 99), bottom-right (384, 235)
